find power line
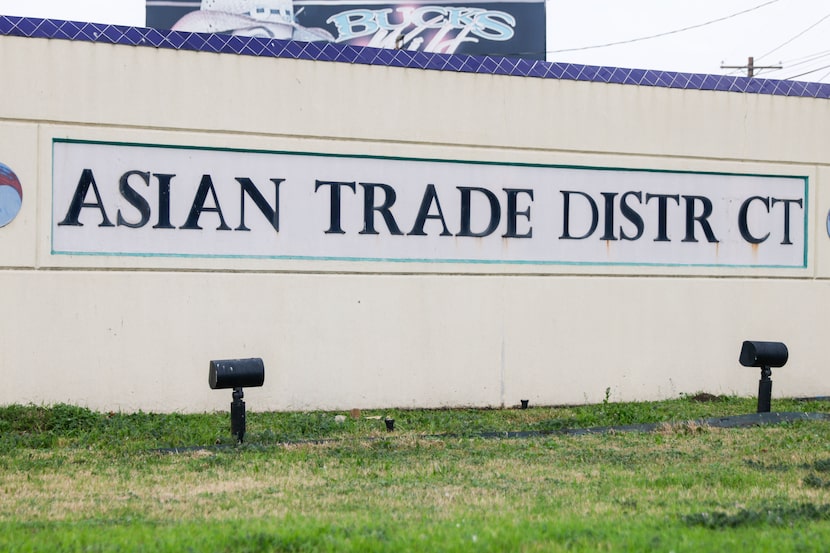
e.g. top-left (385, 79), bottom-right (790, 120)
top-left (751, 47), bottom-right (830, 80)
top-left (781, 62), bottom-right (830, 81)
top-left (548, 0), bottom-right (780, 54)
top-left (759, 50), bottom-right (830, 80)
top-left (756, 10), bottom-right (830, 62)
top-left (778, 48), bottom-right (830, 67)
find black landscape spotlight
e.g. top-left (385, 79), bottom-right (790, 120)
top-left (209, 358), bottom-right (265, 443)
top-left (739, 341), bottom-right (788, 413)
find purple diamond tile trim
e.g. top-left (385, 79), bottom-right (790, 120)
top-left (482, 56), bottom-right (504, 74)
top-left (767, 82), bottom-right (783, 95)
top-left (514, 58), bottom-right (532, 75)
top-left (353, 48), bottom-right (377, 65)
top-left (88, 23), bottom-right (107, 40)
top-left (302, 43), bottom-right (321, 58)
top-left (744, 79), bottom-right (762, 94)
top-left (561, 64), bottom-right (580, 80)
top-left (384, 48), bottom-right (401, 63)
top-left (355, 48), bottom-right (380, 65)
top-left (611, 67), bottom-right (630, 82)
top-left (506, 58), bottom-right (523, 75)
top-left (34, 18), bottom-right (59, 37)
top-left (248, 38), bottom-right (271, 56)
top-left (782, 82), bottom-right (797, 95)
top-left (494, 57), bottom-right (512, 74)
top-left (281, 40), bottom-right (305, 58)
top-left (537, 64), bottom-right (554, 78)
top-left (444, 55), bottom-right (465, 72)
top-left (66, 21), bottom-right (87, 39)
top-left (3, 15), bottom-right (830, 99)
top-left (122, 26), bottom-right (146, 45)
top-left (391, 49), bottom-right (414, 67)
top-left (575, 66), bottom-right (597, 81)
top-left (374, 46), bottom-right (395, 65)
top-left (712, 77), bottom-right (730, 91)
top-left (766, 80), bottom-right (784, 95)
top-left (687, 74), bottom-right (704, 88)
top-left (337, 45), bottom-right (360, 63)
top-left (269, 39), bottom-right (290, 56)
top-left (144, 28), bottom-right (166, 47)
top-left (425, 54), bottom-right (447, 71)
top-left (479, 56), bottom-right (499, 73)
top-left (684, 74), bottom-right (701, 88)
top-left (101, 25), bottom-right (126, 43)
top-left (408, 51), bottom-right (429, 70)
top-left (668, 73), bottom-right (685, 88)
top-left (184, 33), bottom-right (208, 51)
top-left (628, 69), bottom-right (645, 83)
top-left (804, 82), bottom-right (823, 97)
top-left (527, 62), bottom-right (546, 78)
top-left (414, 52), bottom-right (432, 67)
top-left (234, 36), bottom-right (255, 55)
top-left (725, 79), bottom-right (744, 92)
top-left (202, 34), bottom-right (222, 51)
top-left (314, 42), bottom-right (337, 62)
top-left (596, 66), bottom-right (614, 82)
top-left (653, 72), bottom-right (671, 87)
top-left (162, 30), bottom-right (184, 49)
top-left (545, 64), bottom-right (563, 78)
top-left (16, 17), bottom-right (40, 36)
top-left (422, 52), bottom-right (443, 69)
top-left (700, 75), bottom-right (719, 90)
top-left (217, 40), bottom-right (238, 54)
top-left (642, 71), bottom-right (659, 86)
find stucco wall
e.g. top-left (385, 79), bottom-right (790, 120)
top-left (1, 33), bottom-right (828, 412)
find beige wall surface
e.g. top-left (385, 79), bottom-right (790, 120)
top-left (0, 34), bottom-right (828, 412)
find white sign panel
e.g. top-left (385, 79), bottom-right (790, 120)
top-left (52, 140), bottom-right (808, 268)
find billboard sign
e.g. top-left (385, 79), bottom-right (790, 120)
top-left (146, 0), bottom-right (546, 58)
top-left (52, 139), bottom-right (808, 269)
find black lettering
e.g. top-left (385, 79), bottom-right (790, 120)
top-left (560, 190), bottom-right (597, 240)
top-left (153, 174), bottom-right (175, 229)
top-left (236, 177), bottom-right (283, 232)
top-left (681, 195), bottom-right (718, 243)
top-left (359, 182), bottom-right (403, 235)
top-left (57, 169), bottom-right (114, 227)
top-left (619, 191), bottom-right (644, 241)
top-left (771, 197), bottom-right (803, 245)
top-left (315, 180), bottom-right (356, 234)
top-left (600, 192), bottom-right (618, 241)
top-left (179, 174), bottom-right (230, 230)
top-left (503, 188), bottom-right (533, 239)
top-left (408, 184), bottom-right (452, 236)
top-left (738, 196), bottom-right (770, 244)
top-left (116, 170), bottom-right (151, 228)
top-left (645, 193), bottom-right (680, 242)
top-left (457, 186), bottom-right (500, 237)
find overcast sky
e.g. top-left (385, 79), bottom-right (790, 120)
top-left (0, 0), bottom-right (827, 82)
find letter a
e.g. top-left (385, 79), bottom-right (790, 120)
top-left (58, 169), bottom-right (114, 227)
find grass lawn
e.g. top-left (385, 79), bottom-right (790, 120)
top-left (1, 396), bottom-right (830, 551)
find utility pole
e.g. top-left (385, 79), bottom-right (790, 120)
top-left (720, 56), bottom-right (782, 78)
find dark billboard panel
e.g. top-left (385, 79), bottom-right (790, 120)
top-left (146, 0), bottom-right (545, 59)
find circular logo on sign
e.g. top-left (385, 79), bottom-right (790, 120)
top-left (0, 163), bottom-right (22, 228)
